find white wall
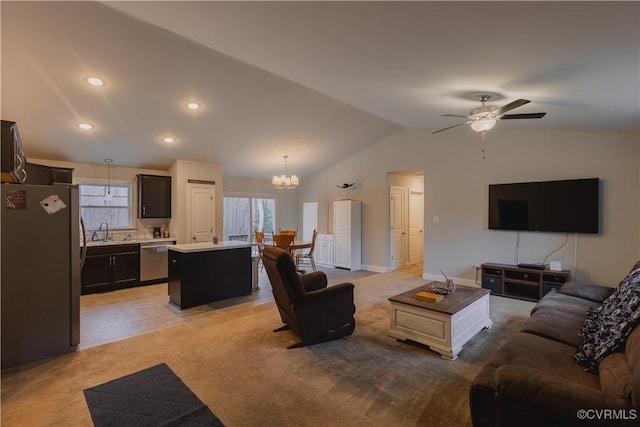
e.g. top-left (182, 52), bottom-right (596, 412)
top-left (299, 128), bottom-right (639, 286)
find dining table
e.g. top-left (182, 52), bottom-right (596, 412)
top-left (290, 240), bottom-right (312, 251)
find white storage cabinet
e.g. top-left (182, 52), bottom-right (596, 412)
top-left (333, 200), bottom-right (361, 271)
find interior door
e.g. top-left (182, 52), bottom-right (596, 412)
top-left (187, 182), bottom-right (215, 242)
top-left (390, 186), bottom-right (406, 271)
top-left (409, 191), bottom-right (424, 265)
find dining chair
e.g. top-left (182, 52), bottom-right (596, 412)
top-left (273, 234), bottom-right (295, 254)
top-left (295, 229), bottom-right (318, 272)
top-left (279, 229), bottom-right (297, 239)
top-left (255, 229), bottom-right (265, 272)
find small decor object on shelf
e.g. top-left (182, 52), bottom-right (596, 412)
top-left (428, 270), bottom-right (456, 295)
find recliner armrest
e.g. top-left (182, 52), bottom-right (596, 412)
top-left (558, 282), bottom-right (614, 303)
top-left (492, 365), bottom-right (631, 416)
top-left (300, 271), bottom-right (328, 292)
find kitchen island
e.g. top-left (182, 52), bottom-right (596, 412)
top-left (168, 241), bottom-right (254, 309)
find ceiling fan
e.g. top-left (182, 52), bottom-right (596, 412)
top-left (432, 94), bottom-right (546, 134)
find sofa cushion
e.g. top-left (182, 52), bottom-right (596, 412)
top-left (558, 282), bottom-right (615, 303)
top-left (575, 268), bottom-right (640, 372)
top-left (521, 307), bottom-right (584, 347)
top-left (531, 290), bottom-right (598, 317)
top-left (599, 352), bottom-right (633, 402)
top-left (625, 327), bottom-right (640, 406)
top-left (484, 332), bottom-right (600, 390)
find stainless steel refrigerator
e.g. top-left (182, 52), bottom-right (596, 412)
top-left (1, 183), bottom-right (81, 369)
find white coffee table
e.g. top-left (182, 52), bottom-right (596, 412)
top-left (388, 284), bottom-right (492, 360)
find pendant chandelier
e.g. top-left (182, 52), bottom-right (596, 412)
top-left (272, 155), bottom-right (299, 191)
top-left (104, 158), bottom-right (113, 201)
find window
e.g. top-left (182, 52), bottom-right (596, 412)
top-left (80, 183), bottom-right (133, 229)
top-left (223, 196), bottom-right (276, 242)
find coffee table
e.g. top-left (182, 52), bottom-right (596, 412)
top-left (388, 283), bottom-right (492, 360)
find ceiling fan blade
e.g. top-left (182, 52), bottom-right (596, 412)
top-left (501, 112), bottom-right (547, 120)
top-left (494, 99), bottom-right (530, 115)
top-left (442, 114), bottom-right (469, 118)
top-left (432, 122), bottom-right (470, 134)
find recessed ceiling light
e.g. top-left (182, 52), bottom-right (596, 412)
top-left (77, 123), bottom-right (94, 130)
top-left (162, 137), bottom-right (175, 143)
top-left (85, 76), bottom-right (105, 87)
top-left (186, 102), bottom-right (200, 110)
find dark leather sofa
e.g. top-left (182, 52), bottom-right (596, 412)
top-left (261, 245), bottom-right (356, 348)
top-left (470, 268), bottom-right (640, 427)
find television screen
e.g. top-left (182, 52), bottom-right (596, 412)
top-left (488, 178), bottom-right (600, 233)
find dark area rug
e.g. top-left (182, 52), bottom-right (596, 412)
top-left (83, 363), bottom-right (224, 426)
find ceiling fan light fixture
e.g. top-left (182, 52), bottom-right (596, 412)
top-left (470, 118), bottom-right (497, 133)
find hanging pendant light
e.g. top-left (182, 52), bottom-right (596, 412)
top-left (104, 159), bottom-right (113, 201)
top-left (272, 155), bottom-right (299, 191)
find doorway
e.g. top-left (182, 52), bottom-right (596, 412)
top-left (388, 172), bottom-right (424, 271)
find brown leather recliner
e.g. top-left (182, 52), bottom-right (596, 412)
top-left (260, 245), bottom-right (356, 348)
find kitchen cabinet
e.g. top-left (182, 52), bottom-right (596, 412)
top-left (333, 200), bottom-right (361, 270)
top-left (25, 162), bottom-right (73, 185)
top-left (315, 234), bottom-right (334, 267)
top-left (81, 244), bottom-right (140, 294)
top-left (302, 202), bottom-right (328, 242)
top-left (168, 243), bottom-right (252, 309)
top-left (1, 120), bottom-right (26, 183)
top-left (137, 174), bottom-right (171, 218)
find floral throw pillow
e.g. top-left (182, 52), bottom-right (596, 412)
top-left (575, 268), bottom-right (640, 372)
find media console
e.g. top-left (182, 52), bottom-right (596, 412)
top-left (481, 262), bottom-right (570, 302)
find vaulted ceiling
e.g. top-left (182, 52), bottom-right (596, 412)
top-left (2, 1), bottom-right (638, 179)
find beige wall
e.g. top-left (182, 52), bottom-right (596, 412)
top-left (299, 129), bottom-right (639, 286)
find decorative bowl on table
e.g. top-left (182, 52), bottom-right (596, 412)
top-left (428, 270), bottom-right (456, 295)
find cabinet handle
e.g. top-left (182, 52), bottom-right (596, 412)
top-left (142, 206), bottom-right (146, 216)
top-left (112, 256), bottom-right (116, 267)
top-left (108, 256), bottom-right (112, 267)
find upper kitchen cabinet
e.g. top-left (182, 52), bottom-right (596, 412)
top-left (1, 120), bottom-right (26, 184)
top-left (137, 174), bottom-right (171, 218)
top-left (25, 162), bottom-right (73, 185)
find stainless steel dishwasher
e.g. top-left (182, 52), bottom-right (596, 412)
top-left (140, 241), bottom-right (174, 284)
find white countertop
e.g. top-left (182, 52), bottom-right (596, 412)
top-left (86, 237), bottom-right (176, 247)
top-left (169, 241), bottom-right (255, 253)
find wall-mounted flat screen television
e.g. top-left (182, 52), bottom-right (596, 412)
top-left (488, 178), bottom-right (600, 233)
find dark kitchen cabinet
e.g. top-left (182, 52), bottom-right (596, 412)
top-left (137, 174), bottom-right (171, 218)
top-left (81, 244), bottom-right (140, 295)
top-left (1, 120), bottom-right (26, 183)
top-left (25, 162), bottom-right (73, 185)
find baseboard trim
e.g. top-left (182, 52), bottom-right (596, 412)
top-left (362, 265), bottom-right (390, 273)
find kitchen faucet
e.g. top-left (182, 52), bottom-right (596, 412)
top-left (98, 222), bottom-right (110, 242)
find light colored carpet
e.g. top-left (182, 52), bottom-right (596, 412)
top-left (1, 267), bottom-right (534, 427)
